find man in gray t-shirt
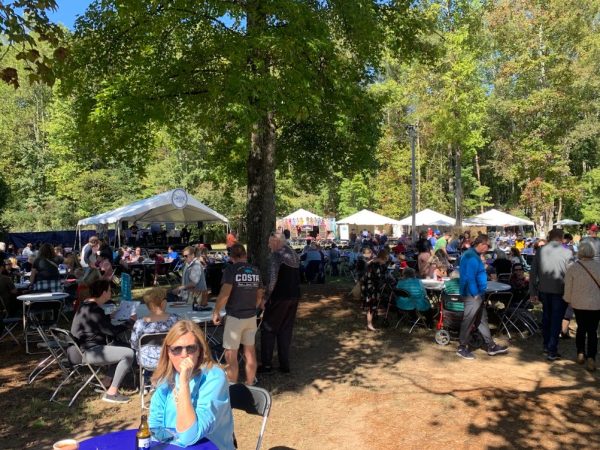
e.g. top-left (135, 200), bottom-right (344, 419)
top-left (213, 244), bottom-right (264, 384)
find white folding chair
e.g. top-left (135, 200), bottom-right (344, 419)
top-left (137, 332), bottom-right (168, 409)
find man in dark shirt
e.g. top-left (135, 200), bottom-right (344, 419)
top-left (259, 232), bottom-right (301, 374)
top-left (213, 244), bottom-right (264, 384)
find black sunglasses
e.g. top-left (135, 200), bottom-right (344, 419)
top-left (168, 344), bottom-right (199, 356)
top-left (183, 253), bottom-right (192, 257)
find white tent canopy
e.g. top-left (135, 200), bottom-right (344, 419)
top-left (338, 209), bottom-right (401, 226)
top-left (554, 219), bottom-right (581, 226)
top-left (281, 208), bottom-right (324, 221)
top-left (464, 209), bottom-right (534, 227)
top-left (77, 189), bottom-right (228, 227)
top-left (397, 208), bottom-right (456, 227)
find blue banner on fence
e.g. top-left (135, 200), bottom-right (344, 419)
top-left (121, 273), bottom-right (132, 302)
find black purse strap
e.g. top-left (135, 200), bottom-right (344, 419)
top-left (578, 261), bottom-right (600, 290)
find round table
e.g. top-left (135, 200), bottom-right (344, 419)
top-left (136, 302), bottom-right (225, 332)
top-left (79, 429), bottom-right (217, 450)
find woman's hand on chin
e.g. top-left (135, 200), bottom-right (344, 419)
top-left (179, 357), bottom-right (194, 383)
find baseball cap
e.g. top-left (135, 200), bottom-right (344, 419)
top-left (590, 224), bottom-right (598, 232)
top-left (434, 229), bottom-right (441, 235)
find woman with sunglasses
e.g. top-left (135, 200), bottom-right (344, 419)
top-left (149, 320), bottom-right (234, 449)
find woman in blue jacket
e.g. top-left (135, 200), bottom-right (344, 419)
top-left (149, 320), bottom-right (234, 449)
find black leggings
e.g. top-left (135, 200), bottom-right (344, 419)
top-left (573, 309), bottom-right (600, 360)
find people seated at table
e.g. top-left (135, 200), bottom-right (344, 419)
top-left (126, 247), bottom-right (144, 264)
top-left (509, 263), bottom-right (530, 306)
top-left (22, 243), bottom-right (34, 258)
top-left (395, 268), bottom-right (433, 327)
top-left (361, 249), bottom-right (388, 331)
top-left (149, 320), bottom-right (235, 449)
top-left (131, 287), bottom-right (180, 370)
top-left (70, 279), bottom-right (134, 404)
top-left (63, 254), bottom-right (83, 280)
top-left (167, 246), bottom-right (179, 261)
top-left (434, 249), bottom-right (453, 276)
top-left (169, 246), bottom-right (208, 306)
top-left (509, 246), bottom-right (529, 270)
top-left (30, 243), bottom-right (62, 292)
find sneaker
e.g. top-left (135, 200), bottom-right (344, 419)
top-left (576, 353), bottom-right (585, 365)
top-left (256, 365), bottom-right (273, 374)
top-left (547, 353), bottom-right (561, 361)
top-left (487, 344), bottom-right (508, 356)
top-left (586, 358), bottom-right (596, 372)
top-left (102, 393), bottom-right (130, 404)
top-left (456, 347), bottom-right (475, 360)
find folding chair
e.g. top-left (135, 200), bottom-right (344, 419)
top-left (229, 383), bottom-right (272, 450)
top-left (48, 328), bottom-right (107, 407)
top-left (138, 332), bottom-right (168, 410)
top-left (0, 295), bottom-right (20, 345)
top-left (154, 263), bottom-right (171, 286)
top-left (488, 291), bottom-right (524, 339)
top-left (27, 301), bottom-right (69, 384)
top-left (24, 299), bottom-right (64, 354)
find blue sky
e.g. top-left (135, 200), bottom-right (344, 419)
top-left (47, 1), bottom-right (93, 29)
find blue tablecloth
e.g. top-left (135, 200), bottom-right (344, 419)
top-left (79, 429), bottom-right (218, 450)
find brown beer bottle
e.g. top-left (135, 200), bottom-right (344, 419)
top-left (136, 414), bottom-right (151, 449)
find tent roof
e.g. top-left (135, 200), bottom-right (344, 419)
top-left (77, 189), bottom-right (228, 226)
top-left (281, 208), bottom-right (324, 221)
top-left (337, 209), bottom-right (401, 226)
top-left (397, 208), bottom-right (456, 226)
top-left (554, 219), bottom-right (581, 226)
top-left (464, 209), bottom-right (533, 227)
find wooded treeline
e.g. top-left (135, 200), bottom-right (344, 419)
top-left (1, 0), bottom-right (599, 245)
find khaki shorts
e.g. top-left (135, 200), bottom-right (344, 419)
top-left (223, 316), bottom-right (257, 350)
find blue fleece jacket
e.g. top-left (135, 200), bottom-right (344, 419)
top-left (459, 247), bottom-right (487, 297)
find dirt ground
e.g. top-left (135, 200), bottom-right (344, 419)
top-left (1, 281), bottom-right (598, 450)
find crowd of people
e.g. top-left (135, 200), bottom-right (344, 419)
top-left (341, 225), bottom-right (600, 368)
top-left (1, 222), bottom-right (599, 447)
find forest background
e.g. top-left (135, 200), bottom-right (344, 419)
top-left (1, 0), bottom-right (600, 247)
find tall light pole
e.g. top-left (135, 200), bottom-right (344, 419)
top-left (406, 124), bottom-right (418, 242)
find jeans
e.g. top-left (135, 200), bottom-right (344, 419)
top-left (540, 292), bottom-right (567, 355)
top-left (459, 295), bottom-right (493, 348)
top-left (573, 309), bottom-right (600, 360)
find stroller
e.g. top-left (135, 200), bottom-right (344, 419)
top-left (434, 290), bottom-right (484, 348)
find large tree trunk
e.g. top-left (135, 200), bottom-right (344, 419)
top-left (246, 1), bottom-right (276, 277)
top-left (246, 111), bottom-right (276, 276)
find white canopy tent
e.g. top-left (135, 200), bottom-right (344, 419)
top-left (77, 188), bottom-right (228, 247)
top-left (338, 209), bottom-right (402, 238)
top-left (397, 208), bottom-right (456, 227)
top-left (464, 209), bottom-right (534, 227)
top-left (553, 219), bottom-right (582, 226)
top-left (280, 208), bottom-right (324, 223)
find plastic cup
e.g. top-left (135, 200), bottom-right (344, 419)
top-left (53, 439), bottom-right (78, 450)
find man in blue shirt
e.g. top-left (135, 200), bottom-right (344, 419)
top-left (457, 234), bottom-right (508, 360)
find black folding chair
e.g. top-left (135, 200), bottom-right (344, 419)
top-left (137, 332), bottom-right (168, 409)
top-left (48, 327), bottom-right (107, 407)
top-left (0, 295), bottom-right (20, 345)
top-left (229, 383), bottom-right (272, 450)
top-left (27, 301), bottom-right (69, 384)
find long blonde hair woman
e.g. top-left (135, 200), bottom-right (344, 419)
top-left (149, 320), bottom-right (234, 449)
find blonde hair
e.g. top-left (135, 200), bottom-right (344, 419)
top-left (143, 287), bottom-right (167, 308)
top-left (151, 320), bottom-right (215, 387)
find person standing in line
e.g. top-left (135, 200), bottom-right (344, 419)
top-left (456, 234), bottom-right (508, 360)
top-left (530, 228), bottom-right (574, 361)
top-left (563, 241), bottom-right (600, 372)
top-left (213, 244), bottom-right (264, 384)
top-left (259, 232), bottom-right (301, 374)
